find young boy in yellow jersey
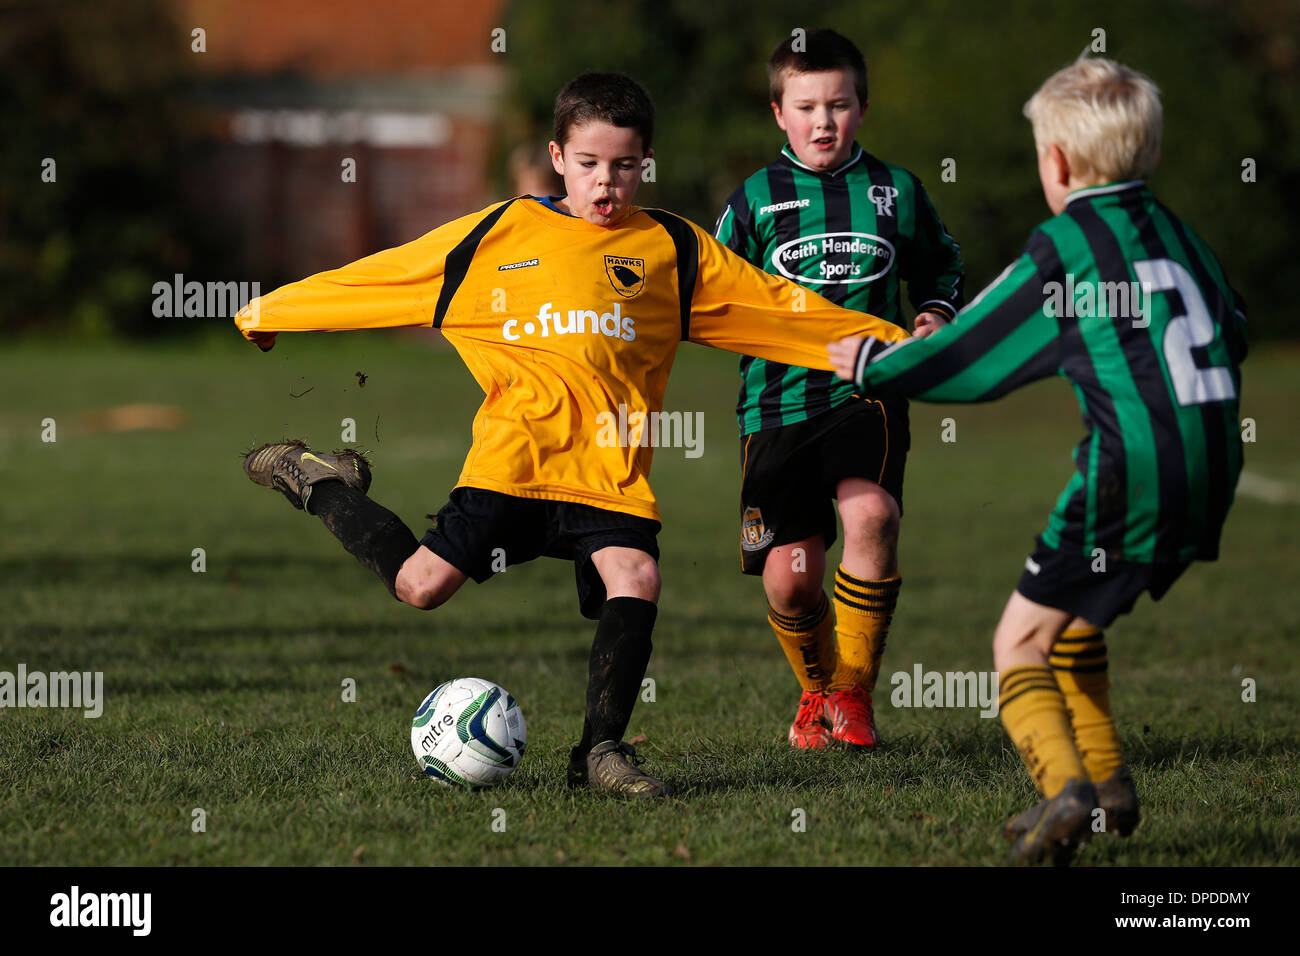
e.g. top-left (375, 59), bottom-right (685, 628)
top-left (235, 73), bottom-right (909, 797)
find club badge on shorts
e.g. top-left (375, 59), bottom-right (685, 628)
top-left (741, 505), bottom-right (774, 551)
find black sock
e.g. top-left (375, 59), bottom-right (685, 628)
top-left (575, 597), bottom-right (658, 757)
top-left (305, 481), bottom-right (419, 598)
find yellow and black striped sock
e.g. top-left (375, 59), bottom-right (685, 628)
top-left (829, 569), bottom-right (901, 692)
top-left (999, 664), bottom-right (1088, 798)
top-left (767, 592), bottom-right (836, 693)
top-left (1050, 626), bottom-right (1123, 782)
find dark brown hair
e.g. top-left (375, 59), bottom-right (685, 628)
top-left (553, 72), bottom-right (655, 153)
top-left (768, 29), bottom-right (868, 107)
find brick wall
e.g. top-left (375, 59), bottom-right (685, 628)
top-left (176, 0), bottom-right (509, 280)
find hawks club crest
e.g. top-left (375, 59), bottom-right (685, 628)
top-left (741, 506), bottom-right (774, 551)
top-left (604, 255), bottom-right (645, 298)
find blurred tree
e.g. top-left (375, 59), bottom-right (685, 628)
top-left (0, 0), bottom-right (228, 337)
top-left (504, 0), bottom-right (1298, 337)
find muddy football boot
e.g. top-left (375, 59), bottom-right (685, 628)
top-left (1008, 778), bottom-right (1099, 866)
top-left (567, 740), bottom-right (674, 798)
top-left (788, 690), bottom-right (834, 750)
top-left (1093, 765), bottom-right (1140, 837)
top-left (1005, 765), bottom-right (1139, 841)
top-left (244, 439), bottom-right (372, 510)
top-left (1003, 798), bottom-right (1045, 843)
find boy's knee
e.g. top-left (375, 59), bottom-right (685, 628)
top-left (395, 572), bottom-right (448, 610)
top-left (394, 551), bottom-right (461, 610)
top-left (991, 591), bottom-right (1075, 669)
top-left (764, 562), bottom-right (823, 615)
top-left (840, 484), bottom-right (900, 544)
top-left (990, 629), bottom-right (1026, 670)
top-left (594, 548), bottom-right (661, 602)
top-left (618, 554), bottom-right (661, 600)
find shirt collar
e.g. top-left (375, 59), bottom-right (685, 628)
top-left (1065, 180), bottom-right (1146, 206)
top-left (531, 195), bottom-right (575, 217)
top-left (779, 143), bottom-right (864, 178)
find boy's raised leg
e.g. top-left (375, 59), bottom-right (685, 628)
top-left (244, 439), bottom-right (421, 600)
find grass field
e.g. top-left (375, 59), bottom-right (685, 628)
top-left (1, 332), bottom-right (1297, 866)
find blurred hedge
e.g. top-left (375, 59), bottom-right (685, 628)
top-left (0, 1), bottom-right (230, 337)
top-left (505, 0), bottom-right (1299, 338)
top-left (2, 1), bottom-right (1295, 339)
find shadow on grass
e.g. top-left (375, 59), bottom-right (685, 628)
top-left (1082, 820), bottom-right (1300, 865)
top-left (667, 721), bottom-right (1300, 798)
top-left (661, 730), bottom-right (999, 796)
top-left (0, 553), bottom-right (351, 581)
top-left (10, 612), bottom-right (608, 645)
top-left (1127, 730), bottom-right (1300, 766)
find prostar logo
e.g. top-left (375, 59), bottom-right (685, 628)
top-left (758, 198), bottom-right (811, 216)
top-left (502, 302), bottom-right (636, 342)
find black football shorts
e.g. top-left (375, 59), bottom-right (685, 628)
top-left (738, 397), bottom-right (909, 575)
top-left (420, 487), bottom-right (661, 620)
top-left (1015, 535), bottom-right (1190, 627)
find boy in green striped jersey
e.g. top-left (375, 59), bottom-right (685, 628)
top-left (715, 29), bottom-right (963, 751)
top-left (831, 57), bottom-right (1247, 864)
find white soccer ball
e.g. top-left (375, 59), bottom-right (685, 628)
top-left (410, 678), bottom-right (527, 788)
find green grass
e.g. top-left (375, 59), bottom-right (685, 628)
top-left (1, 332), bottom-right (1297, 865)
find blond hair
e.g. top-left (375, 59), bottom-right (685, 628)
top-left (1023, 57), bottom-right (1162, 182)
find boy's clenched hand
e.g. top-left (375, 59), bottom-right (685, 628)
top-left (828, 336), bottom-right (864, 382)
top-left (913, 311), bottom-right (948, 337)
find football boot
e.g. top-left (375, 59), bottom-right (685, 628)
top-left (1008, 778), bottom-right (1099, 866)
top-left (788, 690), bottom-right (834, 750)
top-left (824, 685), bottom-right (880, 749)
top-left (1004, 765), bottom-right (1139, 841)
top-left (244, 439), bottom-right (371, 510)
top-left (567, 740), bottom-right (675, 798)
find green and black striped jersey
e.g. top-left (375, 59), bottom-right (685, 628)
top-left (851, 181), bottom-right (1247, 564)
top-left (716, 143), bottom-right (964, 434)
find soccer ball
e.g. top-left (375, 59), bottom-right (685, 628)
top-left (410, 678), bottom-right (527, 788)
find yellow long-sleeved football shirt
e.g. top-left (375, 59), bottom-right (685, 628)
top-left (235, 199), bottom-right (908, 522)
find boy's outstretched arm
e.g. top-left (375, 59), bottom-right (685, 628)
top-left (831, 240), bottom-right (1062, 404)
top-left (233, 202), bottom-right (513, 351)
top-left (680, 220), bottom-right (909, 366)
